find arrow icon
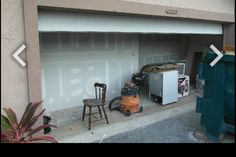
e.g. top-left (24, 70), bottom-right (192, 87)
top-left (12, 44), bottom-right (26, 67)
top-left (209, 44), bottom-right (223, 67)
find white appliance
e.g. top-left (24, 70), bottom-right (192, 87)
top-left (149, 70), bottom-right (178, 105)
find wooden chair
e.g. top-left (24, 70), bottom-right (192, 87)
top-left (82, 82), bottom-right (109, 130)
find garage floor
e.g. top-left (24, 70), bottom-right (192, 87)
top-left (48, 87), bottom-right (234, 143)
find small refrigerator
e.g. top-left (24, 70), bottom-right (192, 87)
top-left (149, 70), bottom-right (178, 105)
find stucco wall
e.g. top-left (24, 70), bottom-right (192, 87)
top-left (223, 23), bottom-right (235, 46)
top-left (124, 0), bottom-right (235, 14)
top-left (1, 0), bottom-right (28, 118)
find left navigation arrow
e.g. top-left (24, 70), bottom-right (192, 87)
top-left (12, 44), bottom-right (26, 67)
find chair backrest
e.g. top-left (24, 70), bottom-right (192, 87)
top-left (94, 82), bottom-right (107, 103)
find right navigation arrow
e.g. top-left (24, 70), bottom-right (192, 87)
top-left (209, 44), bottom-right (223, 67)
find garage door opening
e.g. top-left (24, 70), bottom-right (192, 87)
top-left (38, 9), bottom-right (222, 126)
top-left (39, 32), bottom-right (222, 126)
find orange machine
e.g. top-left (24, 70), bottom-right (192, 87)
top-left (120, 95), bottom-right (140, 114)
top-left (109, 82), bottom-right (143, 116)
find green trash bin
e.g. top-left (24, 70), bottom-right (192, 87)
top-left (196, 51), bottom-right (235, 141)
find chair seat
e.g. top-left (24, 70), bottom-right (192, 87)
top-left (83, 99), bottom-right (104, 107)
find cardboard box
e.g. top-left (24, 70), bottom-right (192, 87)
top-left (178, 75), bottom-right (189, 97)
top-left (224, 45), bottom-right (235, 55)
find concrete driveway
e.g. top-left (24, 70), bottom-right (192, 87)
top-left (100, 110), bottom-right (202, 143)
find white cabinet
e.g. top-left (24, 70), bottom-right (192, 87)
top-left (149, 70), bottom-right (178, 105)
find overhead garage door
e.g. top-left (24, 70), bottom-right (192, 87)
top-left (38, 10), bottom-right (222, 34)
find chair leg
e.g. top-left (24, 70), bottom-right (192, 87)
top-left (102, 105), bottom-right (109, 124)
top-left (98, 106), bottom-right (102, 118)
top-left (82, 104), bottom-right (86, 121)
top-left (89, 107), bottom-right (92, 130)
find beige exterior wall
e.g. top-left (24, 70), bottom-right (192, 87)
top-left (223, 23), bottom-right (235, 46)
top-left (1, 0), bottom-right (28, 118)
top-left (124, 0), bottom-right (234, 14)
top-left (1, 0), bottom-right (234, 119)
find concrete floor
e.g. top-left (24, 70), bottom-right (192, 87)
top-left (49, 87), bottom-right (235, 143)
top-left (50, 87), bottom-right (208, 143)
top-left (99, 110), bottom-right (202, 143)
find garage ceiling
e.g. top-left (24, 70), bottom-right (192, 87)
top-left (38, 10), bottom-right (222, 34)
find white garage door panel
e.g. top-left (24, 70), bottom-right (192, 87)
top-left (38, 10), bottom-right (222, 34)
